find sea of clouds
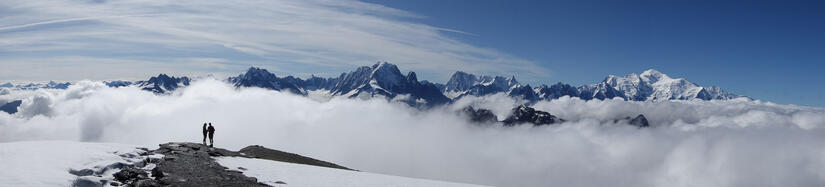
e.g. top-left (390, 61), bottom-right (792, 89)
top-left (1, 79), bottom-right (824, 187)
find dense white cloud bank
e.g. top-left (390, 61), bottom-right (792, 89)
top-left (1, 79), bottom-right (824, 187)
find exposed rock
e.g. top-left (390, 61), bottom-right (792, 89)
top-left (133, 179), bottom-right (161, 187)
top-left (66, 142), bottom-right (355, 187)
top-left (113, 167), bottom-right (148, 183)
top-left (502, 105), bottom-right (565, 126)
top-left (460, 106), bottom-right (498, 124)
top-left (149, 142), bottom-right (269, 187)
top-left (614, 114), bottom-right (650, 128)
top-left (136, 74), bottom-right (190, 94)
top-left (228, 67), bottom-right (307, 95)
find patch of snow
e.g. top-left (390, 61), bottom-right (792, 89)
top-left (216, 156), bottom-right (489, 187)
top-left (0, 141), bottom-right (146, 186)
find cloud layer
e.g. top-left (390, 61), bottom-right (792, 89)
top-left (1, 80), bottom-right (825, 187)
top-left (0, 0), bottom-right (546, 81)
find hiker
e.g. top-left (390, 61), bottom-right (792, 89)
top-left (202, 123), bottom-right (208, 144)
top-left (207, 123), bottom-right (215, 147)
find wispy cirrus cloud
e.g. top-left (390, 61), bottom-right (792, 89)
top-left (0, 0), bottom-right (548, 82)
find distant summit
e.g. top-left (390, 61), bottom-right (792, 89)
top-left (83, 62), bottom-right (746, 107)
top-left (136, 74), bottom-right (191, 94)
top-left (327, 62), bottom-right (450, 106)
top-left (228, 67), bottom-right (307, 95)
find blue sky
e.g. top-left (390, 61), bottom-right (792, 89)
top-left (1, 0), bottom-right (823, 106)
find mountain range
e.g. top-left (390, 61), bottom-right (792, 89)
top-left (0, 62), bottom-right (747, 110)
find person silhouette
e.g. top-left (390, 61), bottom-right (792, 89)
top-left (202, 123), bottom-right (208, 144)
top-left (207, 123), bottom-right (215, 147)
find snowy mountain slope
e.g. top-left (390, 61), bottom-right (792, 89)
top-left (0, 141), bottom-right (485, 187)
top-left (703, 85), bottom-right (744, 100)
top-left (328, 62), bottom-right (450, 106)
top-left (443, 71), bottom-right (521, 99)
top-left (217, 156), bottom-right (489, 187)
top-left (599, 69), bottom-right (743, 101)
top-left (577, 81), bottom-right (624, 100)
top-left (0, 141), bottom-right (148, 187)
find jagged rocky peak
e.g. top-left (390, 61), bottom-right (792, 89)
top-left (702, 86), bottom-right (744, 100)
top-left (445, 71), bottom-right (520, 91)
top-left (579, 81), bottom-right (623, 100)
top-left (460, 106), bottom-right (498, 124)
top-left (444, 71), bottom-right (479, 93)
top-left (243, 67), bottom-right (276, 78)
top-left (327, 62), bottom-right (449, 106)
top-left (104, 80), bottom-right (133, 87)
top-left (45, 81), bottom-right (71, 89)
top-left (536, 82), bottom-right (580, 100)
top-left (508, 84), bottom-right (539, 101)
top-left (138, 74), bottom-right (190, 94)
top-left (370, 61), bottom-right (404, 85)
top-left (629, 114), bottom-right (650, 127)
top-left (502, 105), bottom-right (565, 126)
top-left (443, 71), bottom-right (524, 100)
top-left (228, 67), bottom-right (306, 95)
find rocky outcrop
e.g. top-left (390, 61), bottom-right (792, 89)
top-left (69, 142), bottom-right (353, 187)
top-left (148, 142), bottom-right (269, 187)
top-left (502, 105), bottom-right (565, 126)
top-left (460, 105), bottom-right (566, 126)
top-left (136, 74), bottom-right (191, 94)
top-left (228, 67), bottom-right (307, 95)
top-left (615, 114), bottom-right (650, 128)
top-left (69, 147), bottom-right (160, 187)
top-left (460, 106), bottom-right (498, 124)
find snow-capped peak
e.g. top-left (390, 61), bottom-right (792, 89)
top-left (369, 61), bottom-right (403, 86)
top-left (228, 67), bottom-right (307, 95)
top-left (443, 71), bottom-right (522, 99)
top-left (640, 69), bottom-right (670, 83)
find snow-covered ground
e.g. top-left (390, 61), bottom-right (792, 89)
top-left (0, 141), bottom-right (489, 187)
top-left (0, 141), bottom-right (147, 186)
top-left (216, 156), bottom-right (490, 187)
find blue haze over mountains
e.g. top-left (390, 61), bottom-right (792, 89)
top-left (2, 62), bottom-right (745, 109)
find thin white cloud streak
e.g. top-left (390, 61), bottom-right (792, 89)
top-left (0, 0), bottom-right (547, 82)
top-left (1, 80), bottom-right (825, 187)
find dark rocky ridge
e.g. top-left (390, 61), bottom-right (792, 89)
top-left (136, 74), bottom-right (191, 94)
top-left (614, 114), bottom-right (651, 128)
top-left (460, 105), bottom-right (566, 126)
top-left (75, 142), bottom-right (353, 187)
top-left (502, 105), bottom-right (565, 126)
top-left (461, 106), bottom-right (498, 124)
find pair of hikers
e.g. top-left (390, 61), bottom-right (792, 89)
top-left (202, 123), bottom-right (215, 147)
